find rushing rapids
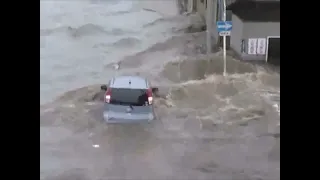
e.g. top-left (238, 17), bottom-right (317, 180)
top-left (40, 1), bottom-right (280, 179)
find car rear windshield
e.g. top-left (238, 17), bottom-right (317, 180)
top-left (110, 88), bottom-right (148, 106)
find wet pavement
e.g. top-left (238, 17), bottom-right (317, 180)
top-left (40, 0), bottom-right (280, 179)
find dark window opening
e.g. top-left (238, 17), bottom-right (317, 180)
top-left (267, 38), bottom-right (280, 66)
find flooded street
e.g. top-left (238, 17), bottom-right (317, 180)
top-left (40, 0), bottom-right (280, 179)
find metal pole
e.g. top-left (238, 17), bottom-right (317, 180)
top-left (206, 0), bottom-right (213, 57)
top-left (222, 0), bottom-right (227, 76)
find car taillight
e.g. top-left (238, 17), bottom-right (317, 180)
top-left (147, 88), bottom-right (153, 105)
top-left (105, 89), bottom-right (111, 103)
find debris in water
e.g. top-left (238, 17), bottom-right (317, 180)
top-left (113, 63), bottom-right (120, 70)
top-left (142, 8), bottom-right (157, 13)
top-left (43, 108), bottom-right (55, 113)
top-left (86, 102), bottom-right (96, 106)
top-left (62, 104), bottom-right (75, 108)
top-left (92, 144), bottom-right (100, 148)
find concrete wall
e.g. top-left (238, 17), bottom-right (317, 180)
top-left (190, 0), bottom-right (280, 61)
top-left (228, 14), bottom-right (280, 61)
top-left (242, 21), bottom-right (279, 61)
top-left (230, 14), bottom-right (244, 55)
top-left (243, 22), bottom-right (280, 38)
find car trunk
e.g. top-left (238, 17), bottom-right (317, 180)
top-left (104, 104), bottom-right (154, 123)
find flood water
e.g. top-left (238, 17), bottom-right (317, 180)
top-left (40, 0), bottom-right (280, 179)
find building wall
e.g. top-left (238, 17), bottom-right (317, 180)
top-left (243, 22), bottom-right (280, 38)
top-left (230, 14), bottom-right (244, 55)
top-left (242, 22), bottom-right (279, 61)
top-left (192, 0), bottom-right (280, 61)
top-left (229, 14), bottom-right (280, 61)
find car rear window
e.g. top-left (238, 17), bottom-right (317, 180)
top-left (110, 88), bottom-right (148, 106)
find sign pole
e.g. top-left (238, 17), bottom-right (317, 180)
top-left (216, 2), bottom-right (232, 77)
top-left (222, 0), bottom-right (227, 76)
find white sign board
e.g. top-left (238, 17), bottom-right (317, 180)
top-left (219, 31), bottom-right (231, 36)
top-left (256, 38), bottom-right (266, 55)
top-left (248, 38), bottom-right (257, 55)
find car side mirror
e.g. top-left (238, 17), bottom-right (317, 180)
top-left (100, 85), bottom-right (108, 91)
top-left (151, 87), bottom-right (159, 94)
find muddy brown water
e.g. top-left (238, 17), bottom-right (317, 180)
top-left (40, 1), bottom-right (280, 179)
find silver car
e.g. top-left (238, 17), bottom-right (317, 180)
top-left (100, 75), bottom-right (158, 124)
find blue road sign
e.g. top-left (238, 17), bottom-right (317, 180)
top-left (216, 21), bottom-right (232, 36)
top-left (216, 21), bottom-right (232, 32)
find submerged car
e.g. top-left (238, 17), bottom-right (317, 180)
top-left (100, 75), bottom-right (158, 124)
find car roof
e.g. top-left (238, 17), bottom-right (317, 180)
top-left (109, 75), bottom-right (149, 89)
